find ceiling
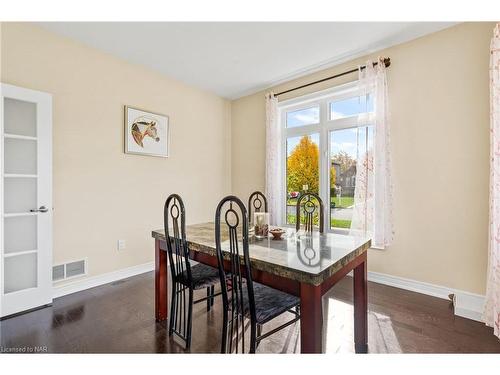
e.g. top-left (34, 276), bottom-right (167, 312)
top-left (38, 22), bottom-right (456, 99)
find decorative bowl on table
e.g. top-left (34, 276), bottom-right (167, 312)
top-left (269, 228), bottom-right (286, 240)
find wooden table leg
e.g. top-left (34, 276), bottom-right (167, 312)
top-left (300, 283), bottom-right (323, 353)
top-left (353, 252), bottom-right (368, 353)
top-left (155, 239), bottom-right (168, 322)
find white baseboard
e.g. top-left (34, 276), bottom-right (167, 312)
top-left (51, 261), bottom-right (485, 323)
top-left (367, 271), bottom-right (485, 322)
top-left (52, 261), bottom-right (155, 299)
top-left (453, 292), bottom-right (485, 322)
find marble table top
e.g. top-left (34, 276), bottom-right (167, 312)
top-left (152, 222), bottom-right (371, 286)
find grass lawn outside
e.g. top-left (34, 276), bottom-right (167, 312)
top-left (286, 214), bottom-right (352, 229)
top-left (330, 196), bottom-right (354, 208)
top-left (287, 195), bottom-right (354, 209)
top-left (330, 218), bottom-right (352, 229)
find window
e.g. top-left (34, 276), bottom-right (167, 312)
top-left (330, 95), bottom-right (373, 120)
top-left (286, 133), bottom-right (319, 225)
top-left (280, 83), bottom-right (373, 233)
top-left (286, 106), bottom-right (320, 128)
top-left (329, 125), bottom-right (373, 230)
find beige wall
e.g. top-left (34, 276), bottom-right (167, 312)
top-left (231, 22), bottom-right (494, 295)
top-left (1, 23), bottom-right (231, 283)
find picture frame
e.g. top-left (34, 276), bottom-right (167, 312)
top-left (124, 105), bottom-right (169, 157)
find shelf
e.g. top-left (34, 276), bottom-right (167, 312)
top-left (4, 174), bottom-right (38, 178)
top-left (3, 133), bottom-right (37, 141)
top-left (3, 249), bottom-right (37, 258)
top-left (3, 212), bottom-right (37, 218)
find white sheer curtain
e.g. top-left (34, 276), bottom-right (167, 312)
top-left (484, 23), bottom-right (500, 338)
top-left (265, 92), bottom-right (282, 225)
top-left (350, 58), bottom-right (394, 248)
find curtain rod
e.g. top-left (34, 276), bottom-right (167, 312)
top-left (274, 57), bottom-right (391, 97)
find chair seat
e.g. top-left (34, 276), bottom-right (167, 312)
top-left (231, 282), bottom-right (300, 325)
top-left (178, 263), bottom-right (220, 290)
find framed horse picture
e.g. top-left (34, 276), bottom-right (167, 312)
top-left (124, 106), bottom-right (169, 157)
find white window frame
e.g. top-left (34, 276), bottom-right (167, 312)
top-left (279, 81), bottom-right (374, 233)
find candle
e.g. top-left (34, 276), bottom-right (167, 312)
top-left (254, 212), bottom-right (269, 239)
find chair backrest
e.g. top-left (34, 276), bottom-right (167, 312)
top-left (295, 192), bottom-right (324, 233)
top-left (215, 195), bottom-right (256, 353)
top-left (248, 191), bottom-right (268, 226)
top-left (164, 194), bottom-right (192, 284)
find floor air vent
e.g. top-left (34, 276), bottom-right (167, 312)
top-left (52, 259), bottom-right (87, 282)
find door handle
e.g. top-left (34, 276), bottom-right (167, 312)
top-left (30, 206), bottom-right (49, 213)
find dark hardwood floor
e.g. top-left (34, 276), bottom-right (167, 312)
top-left (1, 271), bottom-right (499, 353)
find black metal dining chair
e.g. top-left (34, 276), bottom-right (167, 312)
top-left (295, 192), bottom-right (324, 233)
top-left (163, 193), bottom-right (220, 349)
top-left (248, 191), bottom-right (268, 227)
top-left (215, 195), bottom-right (300, 353)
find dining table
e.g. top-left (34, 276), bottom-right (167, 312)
top-left (152, 222), bottom-right (371, 353)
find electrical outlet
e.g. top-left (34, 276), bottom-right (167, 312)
top-left (117, 239), bottom-right (126, 251)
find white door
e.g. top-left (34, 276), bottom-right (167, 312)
top-left (0, 83), bottom-right (53, 317)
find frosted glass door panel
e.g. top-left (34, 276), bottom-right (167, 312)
top-left (4, 216), bottom-right (38, 254)
top-left (4, 138), bottom-right (37, 174)
top-left (4, 98), bottom-right (37, 136)
top-left (1, 83), bottom-right (52, 317)
top-left (4, 253), bottom-right (38, 294)
top-left (4, 178), bottom-right (37, 214)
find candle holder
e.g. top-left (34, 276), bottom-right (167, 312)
top-left (254, 212), bottom-right (269, 239)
